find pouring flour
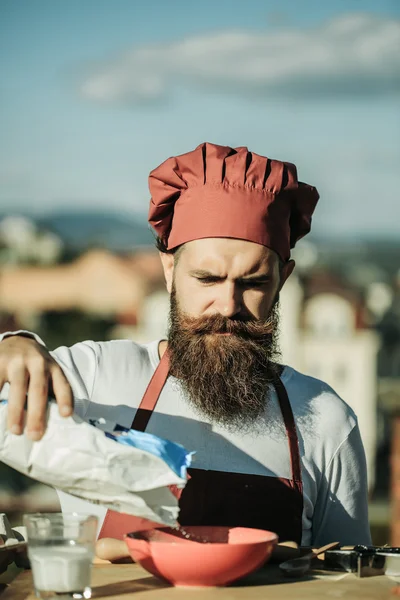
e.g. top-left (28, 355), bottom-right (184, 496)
top-left (0, 399), bottom-right (193, 526)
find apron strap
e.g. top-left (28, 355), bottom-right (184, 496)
top-left (273, 375), bottom-right (303, 487)
top-left (130, 347), bottom-right (170, 431)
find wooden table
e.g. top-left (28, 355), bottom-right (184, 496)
top-left (0, 563), bottom-right (396, 599)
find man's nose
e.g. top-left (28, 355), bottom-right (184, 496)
top-left (216, 283), bottom-right (242, 318)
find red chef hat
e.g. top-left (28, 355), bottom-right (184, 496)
top-left (148, 142), bottom-right (319, 262)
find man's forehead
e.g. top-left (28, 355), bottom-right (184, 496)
top-left (181, 238), bottom-right (279, 271)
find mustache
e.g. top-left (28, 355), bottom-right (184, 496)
top-left (176, 312), bottom-right (275, 341)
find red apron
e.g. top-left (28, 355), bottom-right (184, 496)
top-left (98, 350), bottom-right (304, 544)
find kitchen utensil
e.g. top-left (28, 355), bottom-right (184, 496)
top-left (280, 541), bottom-right (340, 577)
top-left (0, 540), bottom-right (27, 553)
top-left (270, 541), bottom-right (300, 563)
top-left (324, 548), bottom-right (357, 572)
top-left (325, 545), bottom-right (400, 578)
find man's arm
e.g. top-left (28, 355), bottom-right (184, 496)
top-left (0, 331), bottom-right (97, 439)
top-left (311, 423), bottom-right (372, 547)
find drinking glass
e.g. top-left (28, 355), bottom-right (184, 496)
top-left (23, 513), bottom-right (98, 599)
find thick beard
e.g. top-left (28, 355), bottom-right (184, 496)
top-left (167, 287), bottom-right (281, 431)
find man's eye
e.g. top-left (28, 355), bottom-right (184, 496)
top-left (241, 280), bottom-right (270, 288)
top-left (196, 277), bottom-right (219, 284)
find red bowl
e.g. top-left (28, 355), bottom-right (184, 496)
top-left (125, 525), bottom-right (278, 587)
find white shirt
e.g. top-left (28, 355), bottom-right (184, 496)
top-left (1, 332), bottom-right (372, 546)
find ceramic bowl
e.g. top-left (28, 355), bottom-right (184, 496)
top-left (125, 525), bottom-right (278, 587)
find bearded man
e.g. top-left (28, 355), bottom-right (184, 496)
top-left (0, 143), bottom-right (371, 562)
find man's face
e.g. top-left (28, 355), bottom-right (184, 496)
top-left (161, 237), bottom-right (293, 320)
top-left (160, 238), bottom-right (294, 429)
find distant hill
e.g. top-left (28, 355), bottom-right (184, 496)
top-left (0, 210), bottom-right (155, 252)
top-left (39, 210), bottom-right (155, 251)
top-left (310, 235), bottom-right (400, 279)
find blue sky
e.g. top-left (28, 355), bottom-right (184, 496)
top-left (0, 0), bottom-right (399, 238)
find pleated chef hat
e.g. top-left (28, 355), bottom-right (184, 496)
top-left (148, 142), bottom-right (319, 262)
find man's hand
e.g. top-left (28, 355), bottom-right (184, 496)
top-left (0, 336), bottom-right (73, 440)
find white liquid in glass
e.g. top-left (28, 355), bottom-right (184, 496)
top-left (28, 545), bottom-right (93, 593)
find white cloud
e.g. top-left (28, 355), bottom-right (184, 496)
top-left (79, 13), bottom-right (400, 105)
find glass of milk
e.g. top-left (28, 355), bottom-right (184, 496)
top-left (23, 513), bottom-right (98, 599)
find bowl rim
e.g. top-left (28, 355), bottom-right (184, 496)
top-left (125, 526), bottom-right (279, 547)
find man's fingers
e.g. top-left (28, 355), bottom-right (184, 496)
top-left (6, 365), bottom-right (29, 435)
top-left (0, 337), bottom-right (69, 439)
top-left (50, 365), bottom-right (73, 417)
top-left (25, 368), bottom-right (50, 440)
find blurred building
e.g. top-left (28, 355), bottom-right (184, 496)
top-left (0, 248), bottom-right (163, 327)
top-left (0, 216), bottom-right (63, 266)
top-left (112, 289), bottom-right (170, 342)
top-left (280, 274), bottom-right (380, 492)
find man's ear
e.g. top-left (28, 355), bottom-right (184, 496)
top-left (159, 252), bottom-right (175, 294)
top-left (279, 259), bottom-right (295, 291)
